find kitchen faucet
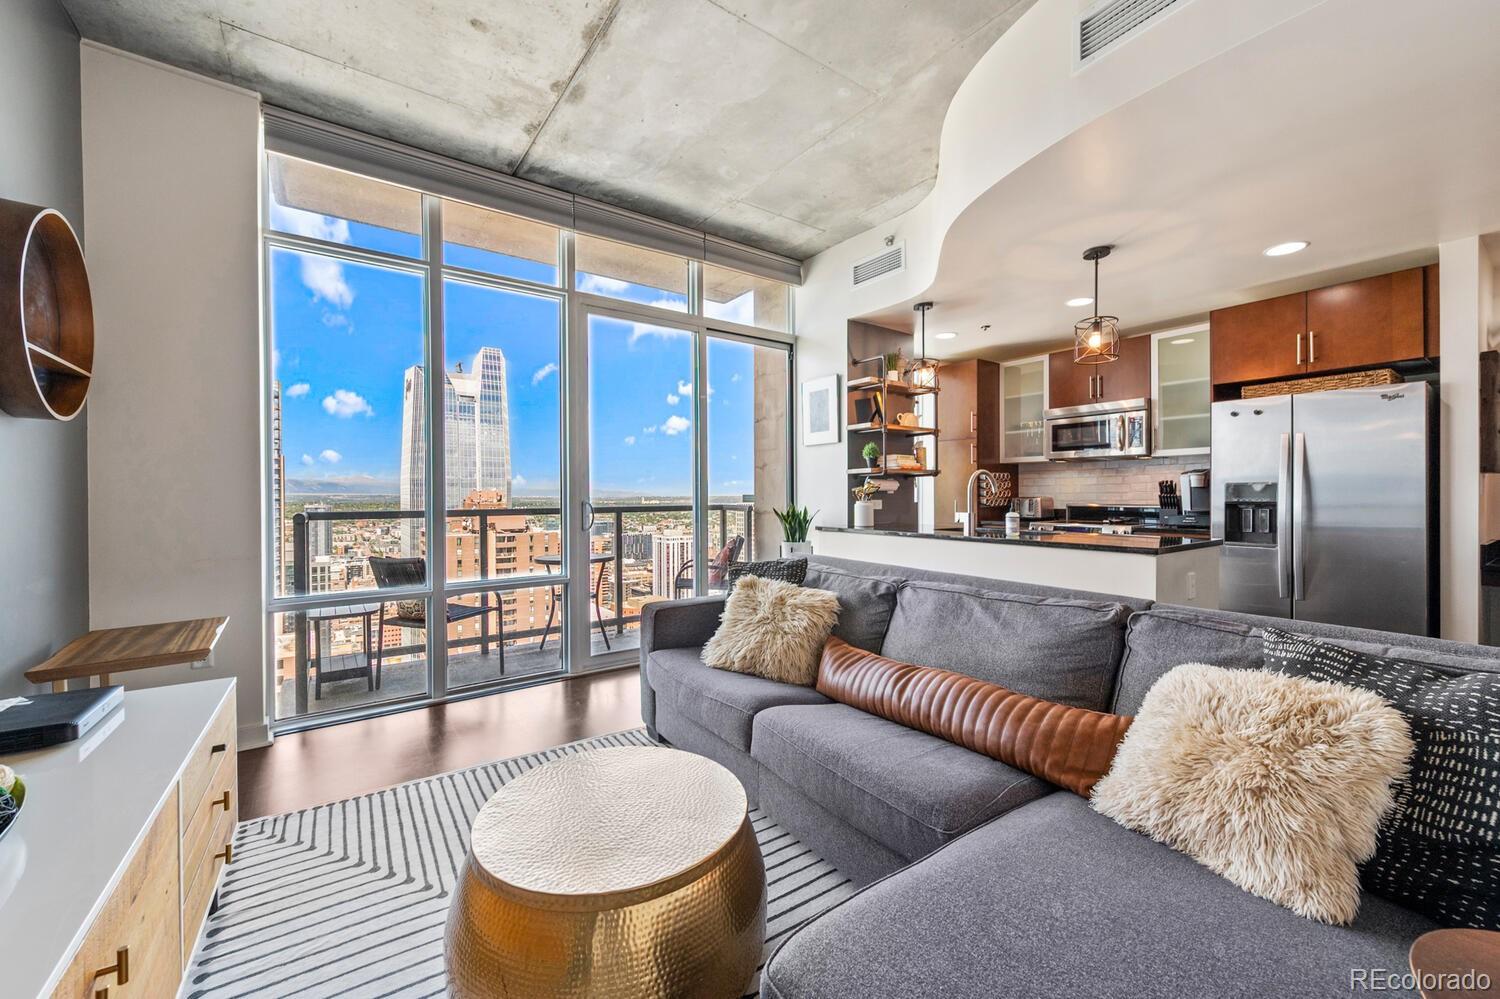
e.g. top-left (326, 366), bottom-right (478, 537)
top-left (961, 469), bottom-right (1002, 537)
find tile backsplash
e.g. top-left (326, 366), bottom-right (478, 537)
top-left (1016, 456), bottom-right (1207, 509)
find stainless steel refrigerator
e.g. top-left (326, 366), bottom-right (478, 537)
top-left (1210, 381), bottom-right (1436, 636)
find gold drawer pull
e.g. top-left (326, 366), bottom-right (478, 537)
top-left (93, 946), bottom-right (129, 986)
top-left (211, 742), bottom-right (227, 754)
top-left (216, 843), bottom-right (234, 864)
top-left (212, 789), bottom-right (231, 811)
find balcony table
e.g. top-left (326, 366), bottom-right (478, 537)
top-left (534, 553), bottom-right (614, 652)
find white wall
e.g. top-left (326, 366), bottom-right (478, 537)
top-left (0, 0), bottom-right (90, 696)
top-left (81, 44), bottom-right (269, 746)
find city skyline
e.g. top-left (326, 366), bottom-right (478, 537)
top-left (269, 202), bottom-right (765, 501)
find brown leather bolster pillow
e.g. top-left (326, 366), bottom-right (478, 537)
top-left (816, 636), bottom-right (1133, 797)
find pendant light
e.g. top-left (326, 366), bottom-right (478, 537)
top-left (909, 301), bottom-right (939, 388)
top-left (1073, 245), bottom-right (1120, 364)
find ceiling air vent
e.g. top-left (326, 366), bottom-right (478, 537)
top-left (1079, 0), bottom-right (1183, 63)
top-left (852, 242), bottom-right (904, 288)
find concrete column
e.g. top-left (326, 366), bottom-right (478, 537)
top-left (1438, 237), bottom-right (1491, 642)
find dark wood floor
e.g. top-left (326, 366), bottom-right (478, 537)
top-left (239, 666), bottom-right (643, 818)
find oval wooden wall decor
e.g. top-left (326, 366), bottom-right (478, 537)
top-left (0, 198), bottom-right (94, 421)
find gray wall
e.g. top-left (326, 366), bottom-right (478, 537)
top-left (0, 0), bottom-right (89, 694)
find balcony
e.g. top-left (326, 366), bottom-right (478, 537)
top-left (276, 502), bottom-right (754, 720)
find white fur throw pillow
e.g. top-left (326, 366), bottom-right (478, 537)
top-left (701, 576), bottom-right (840, 685)
top-left (1090, 663), bottom-right (1412, 925)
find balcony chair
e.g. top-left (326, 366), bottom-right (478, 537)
top-left (672, 535), bottom-right (744, 599)
top-left (368, 556), bottom-right (497, 688)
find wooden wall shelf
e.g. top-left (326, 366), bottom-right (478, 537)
top-left (26, 617), bottom-right (229, 692)
top-left (848, 422), bottom-right (938, 435)
top-left (0, 198), bottom-right (94, 421)
top-left (847, 375), bottom-right (939, 397)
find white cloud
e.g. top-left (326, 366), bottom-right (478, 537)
top-left (643, 424), bottom-right (658, 435)
top-left (300, 453), bottom-right (314, 466)
top-left (319, 449), bottom-right (343, 464)
top-left (623, 435), bottom-right (637, 446)
top-left (627, 322), bottom-right (692, 346)
top-left (321, 312), bottom-right (352, 331)
top-left (661, 414), bottom-right (691, 436)
top-left (286, 382), bottom-right (311, 398)
top-left (677, 379), bottom-right (692, 395)
top-left (302, 255), bottom-right (354, 309)
top-left (730, 372), bottom-right (742, 383)
top-left (577, 273), bottom-right (630, 295)
top-left (666, 393), bottom-right (680, 405)
top-left (322, 389), bottom-right (373, 418)
top-left (531, 362), bottom-right (558, 385)
top-left (513, 474), bottom-right (527, 487)
top-left (271, 204), bottom-right (356, 308)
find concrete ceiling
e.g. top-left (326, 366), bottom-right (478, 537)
top-left (856, 0), bottom-right (1500, 358)
top-left (57, 0), bottom-right (1036, 260)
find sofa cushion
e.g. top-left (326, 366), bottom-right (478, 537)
top-left (761, 793), bottom-right (1436, 999)
top-left (701, 576), bottom-right (840, 685)
top-left (816, 636), bottom-right (1132, 797)
top-left (646, 647), bottom-right (830, 752)
top-left (802, 563), bottom-right (899, 652)
top-left (1114, 604), bottom-right (1500, 715)
top-left (1264, 627), bottom-right (1500, 929)
top-left (879, 581), bottom-right (1130, 710)
top-left (751, 703), bottom-right (1051, 861)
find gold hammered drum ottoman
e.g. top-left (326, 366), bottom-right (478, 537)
top-left (445, 746), bottom-right (767, 999)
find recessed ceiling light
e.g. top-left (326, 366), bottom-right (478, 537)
top-left (1065, 296), bottom-right (1094, 308)
top-left (1263, 241), bottom-right (1309, 257)
top-left (1170, 337), bottom-right (1196, 345)
top-left (934, 331), bottom-right (957, 340)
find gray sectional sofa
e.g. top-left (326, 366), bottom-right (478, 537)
top-left (638, 555), bottom-right (1500, 998)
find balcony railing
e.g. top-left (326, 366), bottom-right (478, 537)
top-left (281, 502), bottom-right (754, 717)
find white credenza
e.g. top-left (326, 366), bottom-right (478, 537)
top-left (0, 678), bottom-right (238, 998)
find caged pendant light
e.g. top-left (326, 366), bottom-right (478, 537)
top-left (909, 301), bottom-right (939, 388)
top-left (1073, 245), bottom-right (1120, 364)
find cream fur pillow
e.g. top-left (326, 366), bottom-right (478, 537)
top-left (1091, 663), bottom-right (1412, 925)
top-left (701, 576), bottom-right (840, 685)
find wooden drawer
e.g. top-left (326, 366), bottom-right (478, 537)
top-left (52, 789), bottom-right (182, 999)
top-left (182, 791), bottom-right (235, 966)
top-left (182, 748), bottom-right (236, 896)
top-left (181, 698), bottom-right (235, 813)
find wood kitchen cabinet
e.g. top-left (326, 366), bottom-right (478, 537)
top-left (1048, 335), bottom-right (1151, 409)
top-left (1305, 268), bottom-right (1426, 372)
top-left (936, 359), bottom-right (998, 444)
top-left (1210, 265), bottom-right (1435, 393)
top-left (1210, 292), bottom-right (1307, 386)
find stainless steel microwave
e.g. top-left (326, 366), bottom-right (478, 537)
top-left (1043, 398), bottom-right (1151, 460)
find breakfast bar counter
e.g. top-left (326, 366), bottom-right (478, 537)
top-left (814, 526), bottom-right (1221, 606)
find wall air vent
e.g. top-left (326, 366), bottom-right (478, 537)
top-left (852, 242), bottom-right (904, 288)
top-left (1079, 0), bottom-right (1183, 63)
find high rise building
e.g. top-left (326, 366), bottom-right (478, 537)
top-left (651, 534), bottom-right (693, 598)
top-left (271, 380), bottom-right (286, 593)
top-left (304, 503), bottom-right (333, 557)
top-left (400, 347), bottom-right (513, 554)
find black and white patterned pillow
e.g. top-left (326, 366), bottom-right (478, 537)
top-left (1262, 626), bottom-right (1500, 928)
top-left (725, 557), bottom-right (808, 587)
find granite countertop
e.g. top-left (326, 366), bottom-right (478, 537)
top-left (816, 525), bottom-right (1222, 556)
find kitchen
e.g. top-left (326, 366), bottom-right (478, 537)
top-left (818, 258), bottom-right (1442, 635)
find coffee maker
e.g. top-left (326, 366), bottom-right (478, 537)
top-left (1159, 469), bottom-right (1210, 529)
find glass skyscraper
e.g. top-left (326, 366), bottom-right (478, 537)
top-left (399, 346), bottom-right (513, 554)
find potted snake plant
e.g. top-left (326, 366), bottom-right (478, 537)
top-left (774, 504), bottom-right (816, 557)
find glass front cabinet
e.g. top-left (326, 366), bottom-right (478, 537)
top-left (1151, 325), bottom-right (1211, 455)
top-left (1000, 355), bottom-right (1048, 461)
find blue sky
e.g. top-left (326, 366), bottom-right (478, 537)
top-left (271, 205), bottom-right (762, 501)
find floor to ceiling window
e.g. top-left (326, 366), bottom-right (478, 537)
top-left (263, 148), bottom-right (794, 729)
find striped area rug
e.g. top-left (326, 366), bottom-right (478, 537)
top-left (184, 729), bottom-right (855, 998)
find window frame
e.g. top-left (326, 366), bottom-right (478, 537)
top-left (261, 152), bottom-right (794, 733)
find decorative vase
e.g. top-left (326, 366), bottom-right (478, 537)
top-left (780, 541), bottom-right (813, 558)
top-left (852, 501), bottom-right (876, 529)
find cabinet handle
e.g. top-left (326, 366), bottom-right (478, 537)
top-left (1307, 330), bottom-right (1317, 363)
top-left (1098, 373), bottom-right (1104, 398)
top-left (1296, 332), bottom-right (1303, 364)
top-left (212, 789), bottom-right (232, 811)
top-left (969, 442), bottom-right (977, 465)
top-left (969, 409), bottom-right (977, 434)
top-left (93, 946), bottom-right (129, 987)
top-left (216, 843), bottom-right (234, 864)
